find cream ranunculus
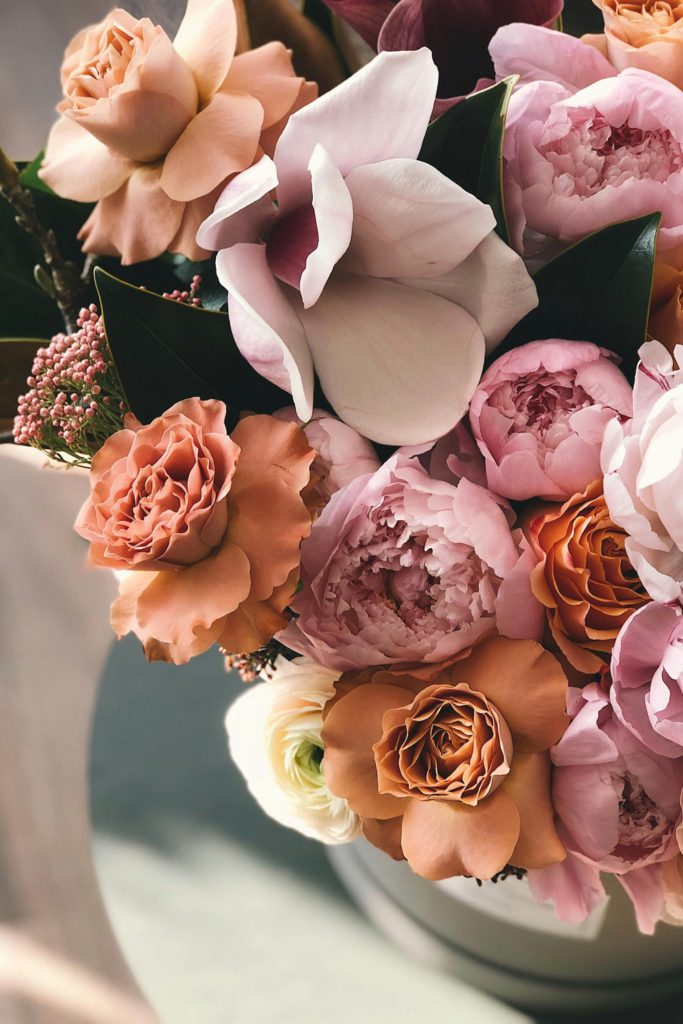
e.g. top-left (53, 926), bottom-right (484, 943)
top-left (225, 657), bottom-right (361, 843)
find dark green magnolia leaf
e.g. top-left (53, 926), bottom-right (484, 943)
top-left (0, 337), bottom-right (46, 418)
top-left (497, 212), bottom-right (661, 377)
top-left (93, 266), bottom-right (289, 427)
top-left (418, 76), bottom-right (516, 243)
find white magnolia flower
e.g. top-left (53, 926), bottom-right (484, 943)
top-left (225, 657), bottom-right (360, 844)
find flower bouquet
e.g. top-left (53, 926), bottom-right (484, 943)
top-left (6, 0), bottom-right (683, 952)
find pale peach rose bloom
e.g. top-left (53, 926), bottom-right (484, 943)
top-left (40, 0), bottom-right (313, 264)
top-left (584, 0), bottom-right (683, 89)
top-left (75, 398), bottom-right (315, 664)
top-left (528, 480), bottom-right (650, 675)
top-left (649, 263), bottom-right (683, 362)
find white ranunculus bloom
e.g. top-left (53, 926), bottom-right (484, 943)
top-left (225, 657), bottom-right (361, 844)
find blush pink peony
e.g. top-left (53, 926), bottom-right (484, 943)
top-left (602, 340), bottom-right (683, 603)
top-left (490, 25), bottom-right (683, 262)
top-left (75, 398), bottom-right (315, 664)
top-left (469, 340), bottom-right (633, 501)
top-left (278, 452), bottom-right (544, 671)
top-left (196, 47), bottom-right (538, 445)
top-left (536, 683), bottom-right (683, 932)
top-left (40, 0), bottom-right (312, 264)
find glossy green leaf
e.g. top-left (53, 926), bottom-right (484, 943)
top-left (418, 76), bottom-right (516, 242)
top-left (93, 267), bottom-right (288, 427)
top-left (498, 213), bottom-right (661, 377)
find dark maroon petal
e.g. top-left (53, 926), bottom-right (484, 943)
top-left (379, 0), bottom-right (563, 101)
top-left (322, 0), bottom-right (396, 49)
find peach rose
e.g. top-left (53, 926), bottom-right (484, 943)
top-left (321, 636), bottom-right (569, 881)
top-left (529, 480), bottom-right (650, 674)
top-left (40, 0), bottom-right (313, 264)
top-left (584, 0), bottom-right (683, 88)
top-left (649, 262), bottom-right (683, 362)
top-left (75, 398), bottom-right (314, 664)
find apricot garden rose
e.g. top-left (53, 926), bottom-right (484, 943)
top-left (585, 0), bottom-right (683, 89)
top-left (321, 636), bottom-right (569, 880)
top-left (40, 0), bottom-right (311, 263)
top-left (76, 398), bottom-right (315, 664)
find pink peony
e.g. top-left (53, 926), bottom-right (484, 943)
top-left (538, 683), bottom-right (683, 932)
top-left (490, 26), bottom-right (683, 262)
top-left (273, 407), bottom-right (380, 503)
top-left (196, 48), bottom-right (538, 445)
top-left (611, 602), bottom-right (683, 758)
top-left (469, 340), bottom-right (632, 501)
top-left (278, 452), bottom-right (544, 670)
top-left (40, 0), bottom-right (312, 264)
top-left (602, 340), bottom-right (683, 603)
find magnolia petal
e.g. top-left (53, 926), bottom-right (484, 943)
top-left (398, 231), bottom-right (538, 352)
top-left (489, 23), bottom-right (614, 91)
top-left (216, 242), bottom-right (314, 418)
top-left (161, 91), bottom-right (263, 202)
top-left (78, 164), bottom-right (184, 264)
top-left (505, 752), bottom-right (566, 870)
top-left (301, 145), bottom-right (353, 308)
top-left (343, 159), bottom-right (495, 279)
top-left (225, 43), bottom-right (304, 129)
top-left (298, 272), bottom-right (485, 445)
top-left (196, 154), bottom-right (278, 252)
top-left (274, 48), bottom-right (438, 214)
top-left (39, 116), bottom-right (135, 202)
top-left (322, 0), bottom-right (394, 48)
top-left (173, 0), bottom-right (237, 105)
top-left (401, 790), bottom-right (520, 881)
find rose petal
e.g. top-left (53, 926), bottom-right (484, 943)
top-left (505, 752), bottom-right (566, 869)
top-left (225, 43), bottom-right (304, 129)
top-left (173, 0), bottom-right (237, 105)
top-left (39, 116), bottom-right (135, 202)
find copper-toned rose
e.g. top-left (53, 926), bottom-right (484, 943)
top-left (75, 398), bottom-right (315, 664)
top-left (648, 262), bottom-right (683, 363)
top-left (321, 636), bottom-right (569, 881)
top-left (529, 479), bottom-right (649, 674)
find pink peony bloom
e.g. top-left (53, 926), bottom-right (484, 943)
top-left (469, 339), bottom-right (632, 502)
top-left (273, 407), bottom-right (380, 503)
top-left (40, 0), bottom-right (312, 264)
top-left (323, 0), bottom-right (562, 114)
top-left (611, 602), bottom-right (683, 758)
top-left (196, 48), bottom-right (538, 445)
top-left (419, 419), bottom-right (488, 490)
top-left (490, 27), bottom-right (683, 263)
top-left (540, 683), bottom-right (683, 932)
top-left (602, 340), bottom-right (683, 603)
top-left (278, 452), bottom-right (544, 671)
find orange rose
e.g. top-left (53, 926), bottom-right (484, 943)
top-left (40, 0), bottom-right (314, 264)
top-left (584, 1), bottom-right (683, 88)
top-left (529, 480), bottom-right (649, 674)
top-left (321, 636), bottom-right (568, 881)
top-left (76, 398), bottom-right (315, 664)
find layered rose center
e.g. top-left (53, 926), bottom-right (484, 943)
top-left (67, 21), bottom-right (142, 104)
top-left (374, 683), bottom-right (513, 805)
top-left (487, 369), bottom-right (593, 453)
top-left (539, 109), bottom-right (683, 199)
top-left (605, 0), bottom-right (683, 27)
top-left (266, 204), bottom-right (320, 289)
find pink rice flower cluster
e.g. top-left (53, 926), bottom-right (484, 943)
top-left (13, 305), bottom-right (128, 465)
top-left (160, 273), bottom-right (203, 307)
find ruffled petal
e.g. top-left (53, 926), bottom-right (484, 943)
top-left (274, 48), bottom-right (438, 214)
top-left (298, 271), bottom-right (485, 445)
top-left (173, 0), bottom-right (237, 105)
top-left (216, 242), bottom-right (314, 417)
top-left (161, 90), bottom-right (263, 202)
top-left (225, 43), bottom-right (304, 129)
top-left (489, 23), bottom-right (614, 91)
top-left (39, 116), bottom-right (134, 202)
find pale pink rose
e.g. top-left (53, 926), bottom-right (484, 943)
top-left (196, 48), bottom-right (538, 445)
top-left (602, 340), bottom-right (683, 603)
top-left (75, 399), bottom-right (315, 664)
top-left (469, 339), bottom-right (632, 501)
top-left (278, 452), bottom-right (544, 671)
top-left (611, 602), bottom-right (683, 758)
top-left (40, 1), bottom-right (312, 264)
top-left (273, 407), bottom-right (380, 503)
top-left (495, 46), bottom-right (683, 262)
top-left (541, 683), bottom-right (683, 932)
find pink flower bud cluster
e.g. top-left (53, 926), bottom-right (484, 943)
top-left (161, 274), bottom-right (203, 307)
top-left (13, 304), bottom-right (129, 465)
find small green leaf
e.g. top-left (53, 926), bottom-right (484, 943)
top-left (19, 151), bottom-right (56, 196)
top-left (498, 213), bottom-right (660, 377)
top-left (93, 267), bottom-right (288, 427)
top-left (0, 337), bottom-right (47, 418)
top-left (418, 76), bottom-right (517, 243)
